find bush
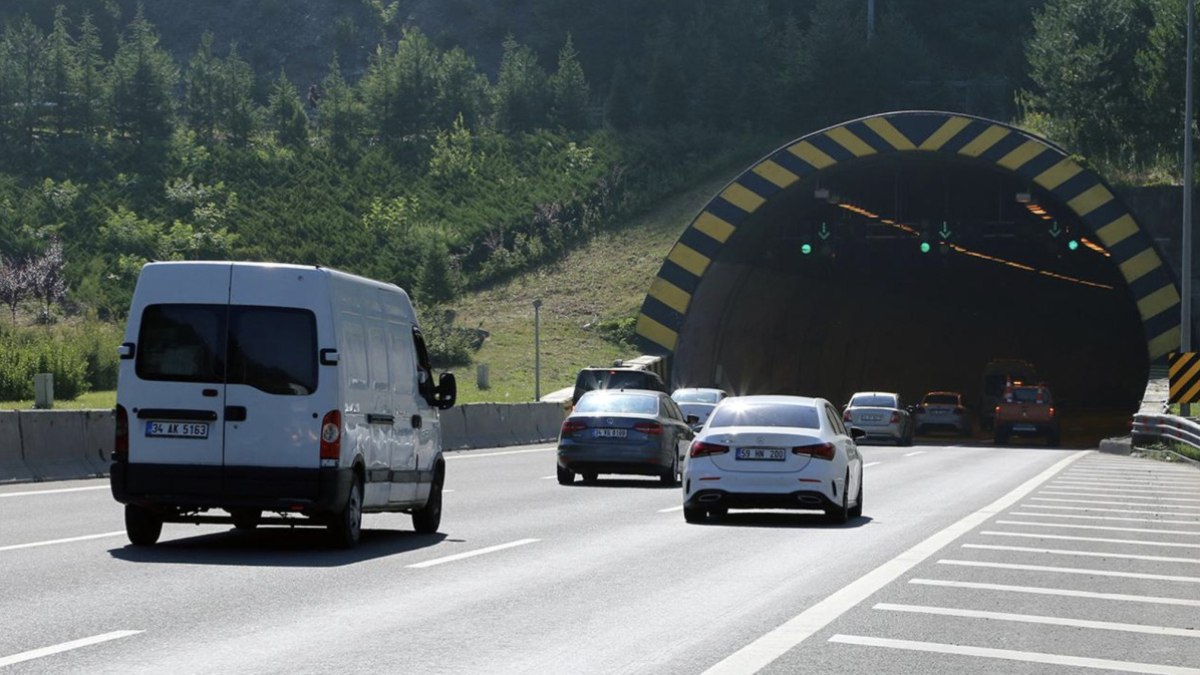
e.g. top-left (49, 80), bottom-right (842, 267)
top-left (0, 320), bottom-right (119, 400)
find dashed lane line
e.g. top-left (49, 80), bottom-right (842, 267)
top-left (874, 602), bottom-right (1200, 638)
top-left (937, 559), bottom-right (1200, 584)
top-left (0, 631), bottom-right (143, 668)
top-left (903, 451), bottom-right (924, 457)
top-left (962, 543), bottom-right (1200, 565)
top-left (0, 532), bottom-right (125, 553)
top-left (827, 634), bottom-right (1200, 674)
top-left (1008, 511), bottom-right (1200, 526)
top-left (980, 531), bottom-right (1200, 549)
top-left (910, 578), bottom-right (1200, 607)
top-left (659, 505), bottom-right (684, 513)
top-left (863, 462), bottom-right (881, 468)
top-left (406, 538), bottom-right (540, 569)
top-left (0, 485), bottom-right (109, 498)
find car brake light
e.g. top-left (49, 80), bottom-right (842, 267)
top-left (320, 410), bottom-right (341, 462)
top-left (561, 419), bottom-right (588, 435)
top-left (690, 441), bottom-right (729, 458)
top-left (889, 411), bottom-right (899, 424)
top-left (1048, 406), bottom-right (1056, 417)
top-left (842, 410), bottom-right (851, 422)
top-left (994, 405), bottom-right (1001, 415)
top-left (634, 421), bottom-right (662, 436)
top-left (792, 442), bottom-right (835, 460)
top-left (114, 404), bottom-right (129, 461)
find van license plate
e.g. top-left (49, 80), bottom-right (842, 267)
top-left (736, 447), bottom-right (785, 461)
top-left (145, 421), bottom-right (210, 439)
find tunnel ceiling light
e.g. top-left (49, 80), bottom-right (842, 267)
top-left (1015, 192), bottom-right (1032, 203)
top-left (1079, 237), bottom-right (1110, 257)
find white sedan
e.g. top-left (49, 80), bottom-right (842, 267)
top-left (682, 395), bottom-right (865, 524)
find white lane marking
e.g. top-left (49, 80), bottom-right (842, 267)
top-left (981, 531), bottom-right (1200, 549)
top-left (938, 559), bottom-right (1200, 584)
top-left (0, 631), bottom-right (143, 668)
top-left (903, 451), bottom-right (924, 457)
top-left (1049, 482), bottom-right (1199, 495)
top-left (1023, 504), bottom-right (1200, 517)
top-left (1065, 469), bottom-right (1200, 478)
top-left (699, 450), bottom-right (1087, 675)
top-left (0, 532), bottom-right (125, 553)
top-left (442, 489), bottom-right (456, 494)
top-left (540, 475), bottom-right (557, 480)
top-left (1009, 511), bottom-right (1200, 526)
top-left (1031, 497), bottom-right (1200, 512)
top-left (910, 578), bottom-right (1200, 607)
top-left (659, 505), bottom-right (684, 513)
top-left (0, 485), bottom-right (109, 498)
top-left (962, 543), bottom-right (1200, 565)
top-left (407, 538), bottom-right (539, 568)
top-left (1055, 477), bottom-right (1200, 486)
top-left (445, 447), bottom-right (554, 460)
top-left (995, 520), bottom-right (1200, 536)
top-left (863, 462), bottom-right (881, 468)
top-left (875, 602), bottom-right (1200, 638)
top-left (1039, 491), bottom-right (1200, 503)
top-left (827, 634), bottom-right (1200, 674)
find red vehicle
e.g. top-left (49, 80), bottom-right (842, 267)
top-left (993, 381), bottom-right (1060, 446)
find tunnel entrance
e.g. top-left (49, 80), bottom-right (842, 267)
top-left (637, 112), bottom-right (1179, 434)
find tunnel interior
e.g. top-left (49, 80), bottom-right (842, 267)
top-left (674, 152), bottom-right (1149, 422)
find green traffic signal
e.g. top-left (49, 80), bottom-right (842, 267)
top-left (1067, 239), bottom-right (1079, 251)
top-left (801, 243), bottom-right (813, 255)
top-left (919, 242), bottom-right (931, 254)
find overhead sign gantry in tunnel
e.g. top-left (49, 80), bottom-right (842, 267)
top-left (636, 111), bottom-right (1181, 416)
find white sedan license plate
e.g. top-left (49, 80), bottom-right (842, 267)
top-left (145, 421), bottom-right (210, 439)
top-left (861, 414), bottom-right (882, 422)
top-left (594, 428), bottom-right (628, 438)
top-left (736, 447), bottom-right (785, 461)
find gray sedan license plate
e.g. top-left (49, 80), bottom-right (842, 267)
top-left (736, 447), bottom-right (785, 461)
top-left (145, 421), bottom-right (209, 439)
top-left (861, 414), bottom-right (882, 422)
top-left (595, 428), bottom-right (628, 438)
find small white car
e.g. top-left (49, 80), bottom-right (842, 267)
top-left (683, 395), bottom-right (865, 524)
top-left (670, 387), bottom-right (728, 430)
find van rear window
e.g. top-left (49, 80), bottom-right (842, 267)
top-left (137, 304), bottom-right (317, 395)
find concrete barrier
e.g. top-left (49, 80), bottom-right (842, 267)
top-left (534, 403), bottom-right (565, 443)
top-left (0, 411), bottom-right (34, 483)
top-left (464, 403), bottom-right (507, 449)
top-left (81, 409), bottom-right (115, 474)
top-left (18, 410), bottom-right (97, 481)
top-left (438, 405), bottom-right (470, 450)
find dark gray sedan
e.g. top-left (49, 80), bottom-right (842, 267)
top-left (556, 390), bottom-right (695, 485)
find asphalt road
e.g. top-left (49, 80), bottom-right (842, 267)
top-left (1, 440), bottom-right (1197, 674)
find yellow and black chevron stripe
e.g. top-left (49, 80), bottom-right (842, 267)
top-left (636, 111), bottom-right (1180, 361)
top-left (1169, 352), bottom-right (1200, 404)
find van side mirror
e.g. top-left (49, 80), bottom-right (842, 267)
top-left (434, 372), bottom-right (457, 410)
top-left (118, 343), bottom-right (135, 360)
top-left (319, 349), bottom-right (339, 366)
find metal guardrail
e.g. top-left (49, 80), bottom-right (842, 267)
top-left (1132, 413), bottom-right (1200, 452)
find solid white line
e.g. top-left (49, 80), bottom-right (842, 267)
top-left (904, 451), bottom-right (924, 457)
top-left (0, 532), bottom-right (125, 553)
top-left (442, 489), bottom-right (456, 494)
top-left (996, 520), bottom-right (1200, 536)
top-left (659, 505), bottom-right (684, 513)
top-left (910, 578), bottom-right (1200, 607)
top-left (0, 485), bottom-right (109, 498)
top-left (938, 559), bottom-right (1200, 584)
top-left (1049, 482), bottom-right (1198, 495)
top-left (0, 631), bottom-right (143, 668)
top-left (540, 475), bottom-right (557, 480)
top-left (1066, 468), bottom-right (1200, 477)
top-left (445, 447), bottom-right (554, 460)
top-left (1030, 497), bottom-right (1200, 511)
top-left (1023, 504), bottom-right (1200, 517)
top-left (981, 531), bottom-right (1200, 549)
top-left (1009, 511), bottom-right (1200, 526)
top-left (827, 634), bottom-right (1200, 674)
top-left (962, 543), bottom-right (1200, 565)
top-left (863, 462), bottom-right (881, 468)
top-left (1039, 491), bottom-right (1200, 503)
top-left (875, 602), bottom-right (1200, 638)
top-left (699, 450), bottom-right (1087, 675)
top-left (406, 538), bottom-right (539, 568)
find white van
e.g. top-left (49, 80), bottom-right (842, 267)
top-left (110, 261), bottom-right (457, 548)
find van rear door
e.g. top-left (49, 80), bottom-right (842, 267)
top-left (125, 264), bottom-right (231, 493)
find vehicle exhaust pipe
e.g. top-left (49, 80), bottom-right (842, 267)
top-left (797, 495), bottom-right (822, 505)
top-left (698, 494), bottom-right (722, 503)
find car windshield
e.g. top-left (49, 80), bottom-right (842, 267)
top-left (673, 390), bottom-right (721, 404)
top-left (708, 402), bottom-right (820, 429)
top-left (574, 392), bottom-right (659, 415)
top-left (924, 394), bottom-right (959, 405)
top-left (849, 395), bottom-right (896, 408)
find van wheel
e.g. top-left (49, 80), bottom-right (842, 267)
top-left (230, 509), bottom-right (261, 530)
top-left (412, 469), bottom-right (443, 534)
top-left (125, 505), bottom-right (163, 546)
top-left (329, 478), bottom-right (363, 549)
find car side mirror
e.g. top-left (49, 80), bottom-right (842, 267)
top-left (849, 426), bottom-right (867, 440)
top-left (434, 372), bottom-right (457, 410)
top-left (686, 414), bottom-right (699, 426)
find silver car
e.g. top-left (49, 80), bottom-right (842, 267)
top-left (914, 391), bottom-right (972, 437)
top-left (671, 387), bottom-right (728, 430)
top-left (842, 391), bottom-right (914, 446)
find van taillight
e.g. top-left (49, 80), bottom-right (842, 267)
top-left (320, 411), bottom-right (341, 462)
top-left (114, 405), bottom-right (128, 461)
top-left (690, 441), bottom-right (729, 458)
top-left (792, 443), bottom-right (835, 460)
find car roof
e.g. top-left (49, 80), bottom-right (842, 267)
top-left (719, 394), bottom-right (824, 406)
top-left (923, 391), bottom-right (961, 397)
top-left (849, 391), bottom-right (898, 397)
top-left (672, 387), bottom-right (725, 394)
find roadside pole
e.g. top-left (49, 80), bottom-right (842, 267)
top-left (1184, 0), bottom-right (1194, 416)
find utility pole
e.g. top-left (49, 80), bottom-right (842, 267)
top-left (1184, 0), bottom-right (1194, 414)
top-left (533, 298), bottom-right (543, 401)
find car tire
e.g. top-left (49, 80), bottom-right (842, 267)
top-left (230, 509), bottom-right (261, 531)
top-left (581, 471), bottom-right (598, 483)
top-left (329, 478), bottom-right (363, 549)
top-left (994, 426), bottom-right (1010, 445)
top-left (412, 467), bottom-right (443, 534)
top-left (1047, 430), bottom-right (1061, 447)
top-left (826, 473), bottom-right (850, 524)
top-left (660, 455), bottom-right (679, 487)
top-left (683, 505), bottom-right (706, 523)
top-left (125, 504), bottom-right (163, 547)
top-left (848, 472), bottom-right (863, 518)
top-left (708, 505), bottom-right (728, 520)
top-left (556, 465), bottom-right (575, 485)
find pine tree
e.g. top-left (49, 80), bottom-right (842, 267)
top-left (45, 7), bottom-right (80, 139)
top-left (108, 7), bottom-right (177, 146)
top-left (603, 59), bottom-right (635, 131)
top-left (219, 44), bottom-right (256, 147)
top-left (184, 32), bottom-right (221, 142)
top-left (318, 56), bottom-right (365, 157)
top-left (4, 17), bottom-right (47, 152)
top-left (494, 35), bottom-right (550, 133)
top-left (435, 46), bottom-right (488, 131)
top-left (74, 13), bottom-right (107, 141)
top-left (269, 69), bottom-right (308, 149)
top-left (550, 34), bottom-right (590, 131)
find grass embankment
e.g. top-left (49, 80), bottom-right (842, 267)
top-left (0, 389), bottom-right (116, 410)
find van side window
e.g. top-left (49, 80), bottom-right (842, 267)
top-left (227, 307), bottom-right (317, 396)
top-left (366, 324), bottom-right (389, 391)
top-left (342, 318), bottom-right (369, 390)
top-left (412, 327), bottom-right (434, 401)
top-left (136, 304), bottom-right (226, 383)
top-left (386, 323), bottom-right (415, 394)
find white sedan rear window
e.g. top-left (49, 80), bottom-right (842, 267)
top-left (709, 403), bottom-right (819, 429)
top-left (850, 395), bottom-right (896, 408)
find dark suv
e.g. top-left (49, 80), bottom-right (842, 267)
top-left (571, 367), bottom-right (668, 405)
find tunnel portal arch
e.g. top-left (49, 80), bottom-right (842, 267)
top-left (636, 111), bottom-right (1181, 390)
